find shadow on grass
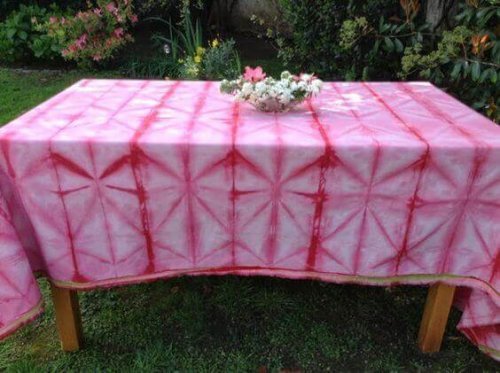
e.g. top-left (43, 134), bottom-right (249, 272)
top-left (0, 276), bottom-right (497, 372)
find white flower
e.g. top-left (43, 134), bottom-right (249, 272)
top-left (279, 90), bottom-right (293, 104)
top-left (255, 82), bottom-right (267, 95)
top-left (310, 79), bottom-right (323, 95)
top-left (241, 82), bottom-right (253, 96)
top-left (300, 73), bottom-right (312, 82)
top-left (280, 71), bottom-right (292, 80)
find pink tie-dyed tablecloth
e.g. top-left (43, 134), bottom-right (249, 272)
top-left (0, 80), bottom-right (498, 358)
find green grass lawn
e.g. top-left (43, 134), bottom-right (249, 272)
top-left (0, 68), bottom-right (497, 372)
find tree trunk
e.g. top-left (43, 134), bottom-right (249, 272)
top-left (425, 0), bottom-right (459, 31)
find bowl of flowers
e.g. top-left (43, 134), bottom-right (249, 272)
top-left (220, 66), bottom-right (323, 113)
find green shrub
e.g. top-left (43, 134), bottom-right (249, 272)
top-left (273, 0), bottom-right (499, 121)
top-left (47, 0), bottom-right (138, 67)
top-left (275, 0), bottom-right (398, 78)
top-left (151, 17), bottom-right (240, 80)
top-left (0, 1), bottom-right (85, 21)
top-left (200, 39), bottom-right (241, 80)
top-left (121, 55), bottom-right (179, 78)
top-left (0, 4), bottom-right (65, 62)
top-left (400, 2), bottom-right (499, 121)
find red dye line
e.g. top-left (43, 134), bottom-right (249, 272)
top-left (490, 253), bottom-right (500, 283)
top-left (0, 142), bottom-right (16, 179)
top-left (48, 152), bottom-right (87, 282)
top-left (397, 83), bottom-right (483, 147)
top-left (305, 100), bottom-right (335, 271)
top-left (265, 113), bottom-right (284, 265)
top-left (362, 83), bottom-right (432, 275)
top-left (396, 84), bottom-right (492, 274)
top-left (331, 83), bottom-right (384, 274)
top-left (88, 142), bottom-right (117, 267)
top-left (84, 82), bottom-right (150, 271)
top-left (439, 154), bottom-right (483, 273)
top-left (0, 79), bottom-right (83, 179)
top-left (50, 153), bottom-right (93, 179)
top-left (229, 101), bottom-right (240, 266)
top-left (0, 270), bottom-right (25, 297)
top-left (182, 82), bottom-right (212, 265)
top-left (129, 81), bottom-right (182, 274)
top-left (47, 82), bottom-right (120, 282)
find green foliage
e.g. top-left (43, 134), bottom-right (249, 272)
top-left (276, 0), bottom-right (499, 121)
top-left (400, 2), bottom-right (499, 121)
top-left (201, 39), bottom-right (241, 80)
top-left (275, 0), bottom-right (347, 77)
top-left (120, 55), bottom-right (179, 78)
top-left (151, 17), bottom-right (240, 80)
top-left (275, 0), bottom-right (398, 78)
top-left (0, 4), bottom-right (65, 63)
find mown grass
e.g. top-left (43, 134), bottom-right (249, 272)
top-left (0, 68), bottom-right (497, 372)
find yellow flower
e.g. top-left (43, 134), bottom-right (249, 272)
top-left (196, 46), bottom-right (205, 56)
top-left (211, 39), bottom-right (219, 48)
top-left (194, 55), bottom-right (202, 64)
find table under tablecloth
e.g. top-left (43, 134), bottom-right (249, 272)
top-left (0, 80), bottom-right (498, 359)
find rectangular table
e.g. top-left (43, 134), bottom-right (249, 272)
top-left (0, 80), bottom-right (498, 359)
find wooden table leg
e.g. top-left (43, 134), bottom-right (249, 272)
top-left (418, 282), bottom-right (455, 353)
top-left (50, 283), bottom-right (83, 352)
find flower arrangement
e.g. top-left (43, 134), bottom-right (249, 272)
top-left (220, 67), bottom-right (323, 112)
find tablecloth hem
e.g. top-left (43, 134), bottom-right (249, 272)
top-left (41, 267), bottom-right (498, 302)
top-left (476, 344), bottom-right (500, 360)
top-left (0, 300), bottom-right (43, 341)
top-left (43, 266), bottom-right (500, 361)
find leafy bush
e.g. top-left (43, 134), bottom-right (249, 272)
top-left (273, 0), bottom-right (499, 121)
top-left (400, 2), bottom-right (499, 121)
top-left (0, 4), bottom-right (65, 62)
top-left (47, 0), bottom-right (138, 67)
top-left (202, 39), bottom-right (241, 80)
top-left (0, 1), bottom-right (85, 21)
top-left (120, 55), bottom-right (179, 78)
top-left (274, 0), bottom-right (398, 78)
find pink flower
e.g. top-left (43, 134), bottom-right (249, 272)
top-left (49, 16), bottom-right (58, 24)
top-left (130, 14), bottom-right (138, 23)
top-left (113, 27), bottom-right (124, 37)
top-left (93, 54), bottom-right (102, 61)
top-left (106, 2), bottom-right (117, 13)
top-left (61, 17), bottom-right (66, 25)
top-left (93, 8), bottom-right (102, 16)
top-left (75, 33), bottom-right (88, 49)
top-left (243, 66), bottom-right (266, 83)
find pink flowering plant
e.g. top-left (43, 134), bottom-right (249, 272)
top-left (220, 66), bottom-right (323, 112)
top-left (47, 0), bottom-right (138, 66)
